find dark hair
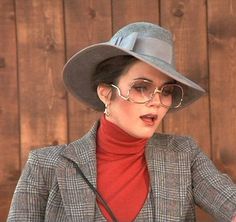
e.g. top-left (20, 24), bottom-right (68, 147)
top-left (91, 55), bottom-right (138, 92)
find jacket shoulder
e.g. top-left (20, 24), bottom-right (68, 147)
top-left (27, 144), bottom-right (68, 168)
top-left (150, 133), bottom-right (199, 153)
top-left (26, 122), bottom-right (99, 169)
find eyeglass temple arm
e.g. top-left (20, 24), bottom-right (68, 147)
top-left (111, 84), bottom-right (129, 101)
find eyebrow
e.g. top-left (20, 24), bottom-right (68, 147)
top-left (133, 77), bottom-right (177, 85)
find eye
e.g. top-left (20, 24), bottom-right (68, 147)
top-left (132, 83), bottom-right (149, 92)
top-left (162, 85), bottom-right (174, 97)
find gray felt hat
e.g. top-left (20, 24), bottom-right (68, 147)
top-left (63, 22), bottom-right (205, 111)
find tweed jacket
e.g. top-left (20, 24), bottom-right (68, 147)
top-left (7, 121), bottom-right (236, 222)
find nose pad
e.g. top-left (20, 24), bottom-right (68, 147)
top-left (146, 92), bottom-right (161, 107)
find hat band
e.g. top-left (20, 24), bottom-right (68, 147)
top-left (111, 32), bottom-right (173, 64)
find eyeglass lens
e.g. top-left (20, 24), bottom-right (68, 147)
top-left (128, 80), bottom-right (183, 108)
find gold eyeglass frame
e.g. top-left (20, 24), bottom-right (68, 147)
top-left (110, 79), bottom-right (184, 109)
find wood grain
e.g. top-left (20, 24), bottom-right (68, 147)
top-left (208, 0), bottom-right (236, 182)
top-left (112, 0), bottom-right (159, 31)
top-left (160, 0), bottom-right (213, 221)
top-left (1, 1), bottom-right (236, 221)
top-left (15, 0), bottom-right (67, 166)
top-left (64, 0), bottom-right (111, 141)
top-left (0, 1), bottom-right (20, 220)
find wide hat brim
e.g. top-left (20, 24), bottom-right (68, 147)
top-left (63, 42), bottom-right (205, 112)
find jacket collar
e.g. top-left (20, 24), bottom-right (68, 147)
top-left (60, 121), bottom-right (99, 166)
top-left (55, 122), bottom-right (100, 221)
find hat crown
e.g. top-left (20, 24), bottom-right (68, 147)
top-left (109, 22), bottom-right (175, 67)
top-left (110, 22), bottom-right (173, 46)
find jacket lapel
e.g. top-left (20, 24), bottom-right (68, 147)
top-left (56, 122), bottom-right (99, 222)
top-left (146, 134), bottom-right (192, 221)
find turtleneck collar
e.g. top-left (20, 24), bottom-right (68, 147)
top-left (97, 115), bottom-right (148, 155)
top-left (96, 115), bottom-right (150, 221)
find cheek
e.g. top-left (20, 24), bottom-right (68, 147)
top-left (109, 98), bottom-right (139, 124)
top-left (159, 108), bottom-right (168, 121)
top-left (114, 100), bottom-right (137, 117)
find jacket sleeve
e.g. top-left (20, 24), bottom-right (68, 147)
top-left (190, 138), bottom-right (236, 222)
top-left (7, 151), bottom-right (49, 222)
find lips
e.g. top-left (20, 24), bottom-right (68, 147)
top-left (140, 114), bottom-right (158, 126)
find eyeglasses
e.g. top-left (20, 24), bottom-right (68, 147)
top-left (111, 79), bottom-right (184, 109)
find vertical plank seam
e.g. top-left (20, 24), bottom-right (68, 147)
top-left (111, 0), bottom-right (114, 34)
top-left (205, 0), bottom-right (214, 161)
top-left (13, 0), bottom-right (22, 171)
top-left (159, 0), bottom-right (162, 26)
top-left (62, 0), bottom-right (69, 144)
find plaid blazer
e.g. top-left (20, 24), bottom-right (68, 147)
top-left (7, 122), bottom-right (236, 222)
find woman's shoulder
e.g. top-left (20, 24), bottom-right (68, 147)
top-left (25, 123), bottom-right (98, 169)
top-left (26, 144), bottom-right (68, 168)
top-left (150, 132), bottom-right (199, 153)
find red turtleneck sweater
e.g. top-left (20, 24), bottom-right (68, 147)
top-left (96, 115), bottom-right (149, 221)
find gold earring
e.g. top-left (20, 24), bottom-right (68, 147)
top-left (104, 103), bottom-right (110, 117)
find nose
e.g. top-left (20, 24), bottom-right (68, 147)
top-left (146, 91), bottom-right (161, 107)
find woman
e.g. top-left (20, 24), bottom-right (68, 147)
top-left (8, 22), bottom-right (236, 221)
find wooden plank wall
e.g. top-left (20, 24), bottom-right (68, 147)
top-left (0, 0), bottom-right (236, 221)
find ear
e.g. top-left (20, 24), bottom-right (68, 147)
top-left (97, 84), bottom-right (112, 105)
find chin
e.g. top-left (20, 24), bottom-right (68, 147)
top-left (136, 131), bottom-right (155, 139)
